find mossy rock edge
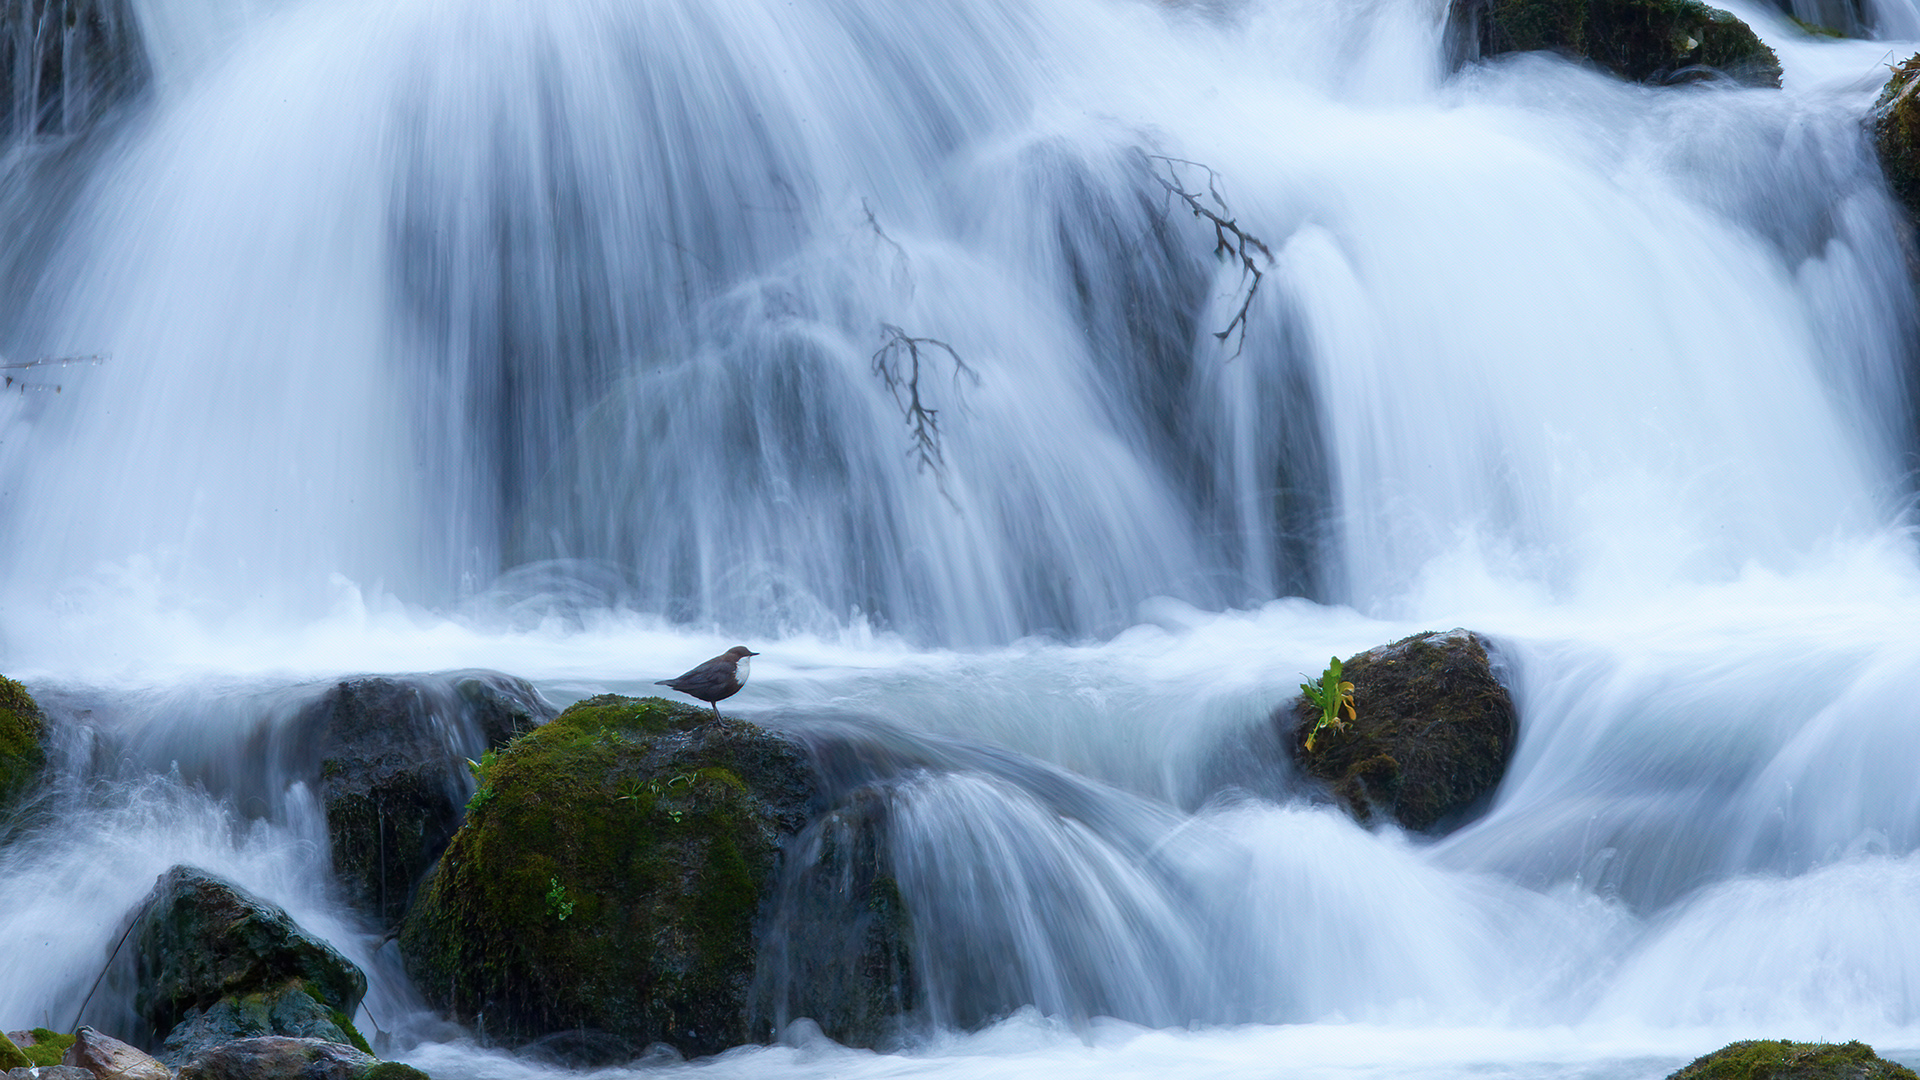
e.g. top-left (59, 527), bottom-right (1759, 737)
top-left (0, 674), bottom-right (48, 819)
top-left (398, 695), bottom-right (817, 1060)
top-left (1875, 54), bottom-right (1920, 222)
top-left (1284, 629), bottom-right (1517, 834)
top-left (1454, 0), bottom-right (1783, 87)
top-left (1666, 1039), bottom-right (1920, 1080)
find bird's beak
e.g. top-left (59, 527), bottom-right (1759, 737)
top-left (747, 650), bottom-right (761, 656)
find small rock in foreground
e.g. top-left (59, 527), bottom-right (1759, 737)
top-left (63, 1027), bottom-right (170, 1080)
top-left (178, 1037), bottom-right (426, 1080)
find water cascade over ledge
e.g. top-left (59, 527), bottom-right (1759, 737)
top-left (5, 0), bottom-right (1920, 1076)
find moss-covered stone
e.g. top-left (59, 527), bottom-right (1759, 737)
top-left (160, 983), bottom-right (367, 1067)
top-left (1875, 55), bottom-right (1920, 222)
top-left (1666, 1040), bottom-right (1919, 1080)
top-left (398, 695), bottom-right (816, 1060)
top-left (132, 866), bottom-right (367, 1042)
top-left (0, 675), bottom-right (48, 818)
top-left (0, 1031), bottom-right (28, 1071)
top-left (1456, 0), bottom-right (1783, 87)
top-left (1283, 629), bottom-right (1517, 833)
top-left (18, 1030), bottom-right (76, 1068)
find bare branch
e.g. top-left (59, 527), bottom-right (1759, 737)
top-left (0, 353), bottom-right (107, 394)
top-left (1148, 156), bottom-right (1274, 359)
top-left (871, 324), bottom-right (977, 485)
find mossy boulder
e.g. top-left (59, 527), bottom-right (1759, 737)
top-left (0, 675), bottom-right (48, 819)
top-left (8, 1030), bottom-right (76, 1068)
top-left (398, 695), bottom-right (817, 1060)
top-left (1666, 1040), bottom-right (1918, 1080)
top-left (1875, 55), bottom-right (1920, 222)
top-left (159, 985), bottom-right (368, 1068)
top-left (306, 671), bottom-right (552, 929)
top-left (1283, 629), bottom-right (1517, 833)
top-left (1453, 0), bottom-right (1783, 87)
top-left (131, 866), bottom-right (366, 1047)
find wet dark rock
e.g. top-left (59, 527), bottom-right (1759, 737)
top-left (159, 985), bottom-right (366, 1068)
top-left (1450, 0), bottom-right (1783, 87)
top-left (63, 1026), bottom-right (170, 1080)
top-left (0, 675), bottom-right (47, 822)
top-left (1875, 55), bottom-right (1920, 222)
top-left (399, 695), bottom-right (817, 1060)
top-left (755, 787), bottom-right (915, 1048)
top-left (1282, 629), bottom-right (1518, 834)
top-left (176, 1037), bottom-right (427, 1080)
top-left (307, 671), bottom-right (552, 928)
top-left (1, 0), bottom-right (151, 145)
top-left (131, 866), bottom-right (366, 1047)
top-left (1665, 1039), bottom-right (1919, 1079)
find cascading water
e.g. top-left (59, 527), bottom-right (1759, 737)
top-left (4, 0), bottom-right (1920, 1076)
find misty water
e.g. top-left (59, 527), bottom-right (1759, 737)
top-left (5, 0), bottom-right (1920, 1076)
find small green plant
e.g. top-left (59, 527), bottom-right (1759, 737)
top-left (545, 876), bottom-right (574, 922)
top-left (465, 750), bottom-right (499, 815)
top-left (1300, 656), bottom-right (1357, 752)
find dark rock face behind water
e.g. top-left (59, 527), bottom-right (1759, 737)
top-left (1283, 630), bottom-right (1518, 833)
top-left (307, 671), bottom-right (552, 929)
top-left (1876, 56), bottom-right (1920, 222)
top-left (0, 0), bottom-right (150, 144)
top-left (1450, 0), bottom-right (1783, 87)
top-left (398, 695), bottom-right (820, 1061)
top-left (1666, 1039), bottom-right (1920, 1079)
top-left (754, 788), bottom-right (916, 1048)
top-left (131, 867), bottom-right (367, 1052)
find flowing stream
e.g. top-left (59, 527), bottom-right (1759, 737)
top-left (5, 0), bottom-right (1920, 1077)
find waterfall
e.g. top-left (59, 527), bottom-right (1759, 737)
top-left (4, 0), bottom-right (1920, 1076)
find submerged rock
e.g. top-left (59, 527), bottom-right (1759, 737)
top-left (1666, 1039), bottom-right (1919, 1079)
top-left (131, 866), bottom-right (366, 1050)
top-left (0, 675), bottom-right (47, 821)
top-left (399, 695), bottom-right (817, 1060)
top-left (755, 788), bottom-right (916, 1048)
top-left (1283, 629), bottom-right (1518, 833)
top-left (1451, 0), bottom-right (1783, 87)
top-left (306, 671), bottom-right (552, 929)
top-left (1875, 55), bottom-right (1920, 221)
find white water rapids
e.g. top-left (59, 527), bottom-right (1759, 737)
top-left (4, 0), bottom-right (1920, 1076)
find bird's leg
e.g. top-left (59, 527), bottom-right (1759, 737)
top-left (711, 701), bottom-right (721, 721)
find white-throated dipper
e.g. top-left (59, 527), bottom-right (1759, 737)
top-left (655, 645), bottom-right (758, 718)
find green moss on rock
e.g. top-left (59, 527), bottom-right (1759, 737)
top-left (1666, 1039), bottom-right (1919, 1080)
top-left (1876, 55), bottom-right (1920, 221)
top-left (1285, 629), bottom-right (1517, 833)
top-left (1462, 0), bottom-right (1783, 87)
top-left (399, 695), bottom-right (816, 1060)
top-left (0, 675), bottom-right (48, 817)
top-left (0, 1030), bottom-right (29, 1070)
top-left (21, 1029), bottom-right (76, 1067)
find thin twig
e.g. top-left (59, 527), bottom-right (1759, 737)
top-left (1147, 156), bottom-right (1274, 359)
top-left (871, 324), bottom-right (977, 484)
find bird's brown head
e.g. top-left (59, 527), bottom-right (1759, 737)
top-left (725, 645), bottom-right (759, 659)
